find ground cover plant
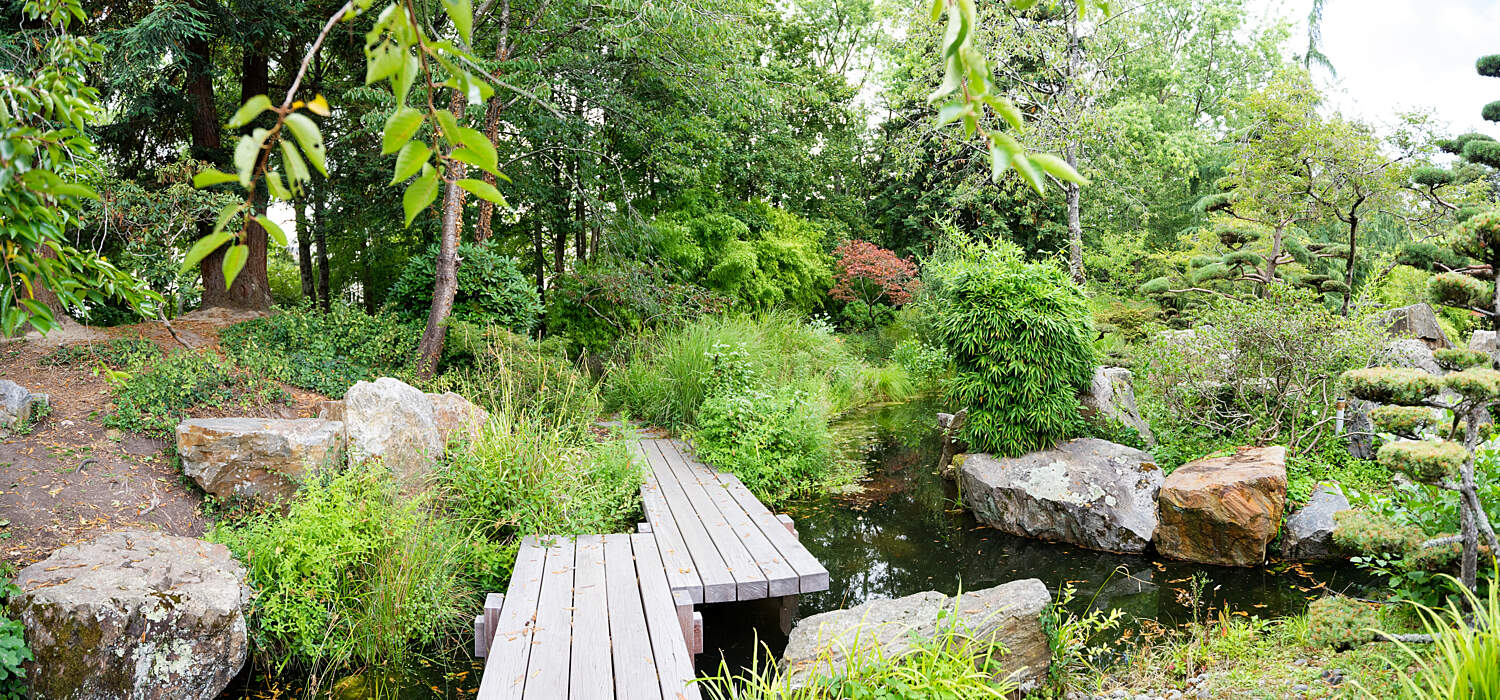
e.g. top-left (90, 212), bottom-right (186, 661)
top-left (218, 304), bottom-right (422, 397)
top-left (103, 349), bottom-right (288, 438)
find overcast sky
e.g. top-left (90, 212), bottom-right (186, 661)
top-left (1256, 0), bottom-right (1500, 136)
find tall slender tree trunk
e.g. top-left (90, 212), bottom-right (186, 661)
top-left (314, 177), bottom-right (331, 311)
top-left (415, 93), bottom-right (469, 378)
top-left (201, 43), bottom-right (272, 311)
top-left (1065, 152), bottom-right (1083, 284)
top-left (474, 0), bottom-right (512, 244)
top-left (297, 197), bottom-right (314, 301)
top-left (1340, 213), bottom-right (1358, 316)
top-left (533, 218), bottom-right (545, 299)
top-left (1261, 224), bottom-right (1286, 295)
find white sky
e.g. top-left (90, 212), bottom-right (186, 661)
top-left (1256, 0), bottom-right (1500, 137)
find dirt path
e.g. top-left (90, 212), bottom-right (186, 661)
top-left (0, 313), bottom-right (325, 568)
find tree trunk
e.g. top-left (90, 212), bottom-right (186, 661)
top-left (29, 246), bottom-right (80, 332)
top-left (1065, 176), bottom-right (1083, 284)
top-left (533, 218), bottom-right (546, 300)
top-left (1492, 250), bottom-right (1500, 332)
top-left (201, 43), bottom-right (272, 311)
top-left (1340, 213), bottom-right (1357, 316)
top-left (415, 93), bottom-right (470, 378)
top-left (314, 176), bottom-right (331, 311)
top-left (1460, 406), bottom-right (1482, 592)
top-left (1262, 224), bottom-right (1285, 295)
top-left (473, 0), bottom-right (511, 244)
top-left (297, 197), bottom-right (314, 302)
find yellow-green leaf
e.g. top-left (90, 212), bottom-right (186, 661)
top-left (391, 140), bottom-right (431, 184)
top-left (221, 244), bottom-right (249, 289)
top-left (233, 129), bottom-right (269, 188)
top-left (1012, 152), bottom-right (1044, 194)
top-left (280, 140), bottom-right (309, 194)
top-left (180, 231), bottom-right (234, 275)
top-left (227, 95), bottom-right (271, 129)
top-left (284, 113), bottom-right (327, 176)
top-left (266, 170), bottom-right (292, 200)
top-left (456, 178), bottom-right (506, 207)
top-left (402, 165), bottom-right (440, 227)
top-left (256, 215), bottom-right (288, 248)
top-left (193, 169), bottom-right (239, 189)
top-left (212, 202), bottom-right (242, 236)
top-left (1030, 152), bottom-right (1089, 186)
top-left (451, 126), bottom-right (498, 177)
top-left (382, 107), bottom-right (424, 155)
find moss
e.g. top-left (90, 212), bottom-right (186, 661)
top-left (1308, 596), bottom-right (1380, 648)
top-left (1434, 348), bottom-right (1492, 371)
top-left (1370, 405), bottom-right (1439, 437)
top-left (1377, 439), bottom-right (1466, 484)
top-left (1341, 367), bottom-right (1440, 405)
top-left (1442, 368), bottom-right (1500, 401)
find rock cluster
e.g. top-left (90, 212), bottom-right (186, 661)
top-left (174, 377), bottom-right (487, 500)
top-left (1154, 446), bottom-right (1287, 567)
top-left (782, 579), bottom-right (1051, 690)
top-left (9, 530), bottom-right (251, 700)
top-left (1078, 367), bottom-right (1155, 446)
top-left (960, 439), bottom-right (1162, 553)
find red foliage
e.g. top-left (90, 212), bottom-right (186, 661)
top-left (830, 240), bottom-right (919, 307)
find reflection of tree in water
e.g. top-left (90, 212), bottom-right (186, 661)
top-left (791, 399), bottom-right (1376, 632)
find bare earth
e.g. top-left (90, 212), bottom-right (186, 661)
top-left (0, 313), bottom-right (324, 568)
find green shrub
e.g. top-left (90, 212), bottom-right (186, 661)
top-left (0, 578), bottom-right (30, 700)
top-left (1333, 509), bottom-right (1424, 557)
top-left (104, 350), bottom-right (287, 438)
top-left (219, 304), bottom-right (422, 397)
top-left (1371, 405), bottom-right (1440, 437)
top-left (693, 384), bottom-right (835, 505)
top-left (891, 338), bottom-right (951, 389)
top-left (1442, 368), bottom-right (1500, 402)
top-left (41, 336), bottom-right (159, 368)
top-left (925, 240), bottom-right (1096, 456)
top-left (1342, 367), bottom-right (1441, 405)
top-left (1284, 444), bottom-right (1391, 505)
top-left (545, 259), bottom-right (730, 355)
top-left (1376, 571), bottom-right (1500, 699)
top-left (211, 464), bottom-right (475, 674)
top-left (1378, 440), bottom-right (1467, 484)
top-left (385, 240), bottom-right (541, 333)
top-left (1307, 596), bottom-right (1379, 648)
top-left (1434, 347), bottom-right (1492, 372)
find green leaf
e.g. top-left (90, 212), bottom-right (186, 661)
top-left (53, 183), bottom-right (98, 200)
top-left (391, 140), bottom-right (431, 184)
top-left (451, 126), bottom-right (498, 176)
top-left (280, 140), bottom-right (310, 195)
top-left (227, 94), bottom-right (272, 129)
top-left (1030, 152), bottom-right (1089, 185)
top-left (983, 95), bottom-right (1025, 130)
top-left (382, 107), bottom-right (425, 155)
top-left (1012, 152), bottom-right (1045, 194)
top-left (457, 178), bottom-right (506, 207)
top-left (989, 143), bottom-right (1013, 183)
top-left (193, 170), bottom-right (239, 189)
top-left (365, 39), bottom-right (402, 85)
top-left (394, 51), bottom-right (419, 105)
top-left (433, 109), bottom-right (461, 144)
top-left (180, 231), bottom-right (234, 275)
top-left (283, 113), bottom-right (327, 176)
top-left (929, 0), bottom-right (944, 22)
top-left (266, 170), bottom-right (292, 200)
top-left (213, 202), bottom-right (243, 236)
top-left (233, 129), bottom-right (269, 188)
top-left (256, 215), bottom-right (288, 248)
top-left (936, 102), bottom-right (966, 127)
top-left (402, 165), bottom-right (440, 227)
top-left (441, 0), bottom-right (473, 44)
top-left (221, 244), bottom-right (249, 289)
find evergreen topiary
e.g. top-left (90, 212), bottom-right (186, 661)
top-left (1342, 367), bottom-right (1441, 405)
top-left (1442, 367), bottom-right (1500, 401)
top-left (1307, 596), bottom-right (1380, 649)
top-left (1333, 509), bottom-right (1424, 556)
top-left (927, 240), bottom-right (1097, 456)
top-left (1377, 439), bottom-right (1466, 484)
top-left (1434, 348), bottom-right (1492, 372)
top-left (1370, 405), bottom-right (1439, 436)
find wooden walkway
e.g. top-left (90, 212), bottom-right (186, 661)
top-left (471, 439), bottom-right (829, 700)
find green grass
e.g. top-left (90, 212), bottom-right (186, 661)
top-left (1377, 572), bottom-right (1500, 699)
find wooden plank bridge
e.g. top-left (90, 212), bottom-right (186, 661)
top-left (471, 438), bottom-right (830, 699)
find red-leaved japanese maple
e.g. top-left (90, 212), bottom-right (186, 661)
top-left (830, 240), bottom-right (919, 326)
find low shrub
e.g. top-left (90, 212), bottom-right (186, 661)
top-left (219, 304), bottom-right (422, 397)
top-left (385, 240), bottom-right (541, 334)
top-left (104, 349), bottom-right (287, 438)
top-left (1376, 571), bottom-right (1500, 699)
top-left (693, 384), bottom-right (835, 505)
top-left (40, 336), bottom-right (159, 368)
top-left (1307, 596), bottom-right (1379, 648)
top-left (0, 577), bottom-right (30, 700)
top-left (1378, 440), bottom-right (1466, 484)
top-left (210, 463), bottom-right (475, 674)
top-left (1284, 444), bottom-right (1391, 505)
top-left (891, 338), bottom-right (951, 389)
top-left (545, 258), bottom-right (732, 356)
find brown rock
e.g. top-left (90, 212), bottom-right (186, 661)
top-left (316, 399), bottom-right (346, 422)
top-left (1155, 446), bottom-right (1287, 567)
top-left (427, 391), bottom-right (488, 446)
top-left (176, 417), bottom-right (345, 501)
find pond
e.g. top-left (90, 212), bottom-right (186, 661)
top-left (226, 397), bottom-right (1373, 698)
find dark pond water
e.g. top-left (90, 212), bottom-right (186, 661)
top-left (227, 397), bottom-right (1373, 697)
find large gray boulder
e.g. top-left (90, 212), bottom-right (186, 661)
top-left (959, 438), bottom-right (1162, 553)
top-left (783, 579), bottom-right (1051, 690)
top-left (9, 530), bottom-right (250, 699)
top-left (1380, 338), bottom-right (1443, 375)
top-left (1382, 303), bottom-right (1451, 349)
top-left (175, 417), bottom-right (345, 502)
top-left (1281, 484), bottom-right (1352, 561)
top-left (344, 377), bottom-right (443, 483)
top-left (1471, 330), bottom-right (1498, 361)
top-left (0, 379), bottom-right (48, 432)
top-left (1078, 367), bottom-right (1155, 446)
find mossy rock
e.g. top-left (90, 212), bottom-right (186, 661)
top-left (1341, 367), bottom-right (1440, 405)
top-left (1377, 439), bottom-right (1466, 484)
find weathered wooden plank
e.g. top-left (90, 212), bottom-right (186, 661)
top-left (477, 537), bottom-right (548, 699)
top-left (641, 440), bottom-right (736, 603)
top-left (475, 593), bottom-right (505, 658)
top-left (713, 471), bottom-right (829, 593)
top-left (653, 440), bottom-right (768, 600)
top-left (634, 442), bottom-right (702, 603)
top-left (604, 534), bottom-right (664, 700)
top-left (523, 536), bottom-right (576, 698)
top-left (632, 533), bottom-right (704, 700)
top-left (570, 534), bottom-right (612, 700)
top-left (663, 440), bottom-right (798, 598)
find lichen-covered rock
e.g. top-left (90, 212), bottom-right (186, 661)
top-left (1281, 484), bottom-right (1351, 561)
top-left (343, 377), bottom-right (443, 484)
top-left (1078, 367), bottom-right (1155, 446)
top-left (959, 438), bottom-right (1162, 553)
top-left (782, 579), bottom-right (1051, 690)
top-left (176, 417), bottom-right (345, 501)
top-left (1380, 338), bottom-right (1444, 375)
top-left (0, 379), bottom-right (47, 431)
top-left (1382, 303), bottom-right (1451, 349)
top-left (1155, 446), bottom-right (1287, 567)
top-left (9, 530), bottom-right (250, 699)
top-left (427, 392), bottom-right (488, 446)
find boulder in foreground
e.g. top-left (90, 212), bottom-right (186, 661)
top-left (960, 438), bottom-right (1162, 553)
top-left (1155, 446), bottom-right (1287, 567)
top-left (782, 579), bottom-right (1051, 690)
top-left (9, 530), bottom-right (250, 700)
